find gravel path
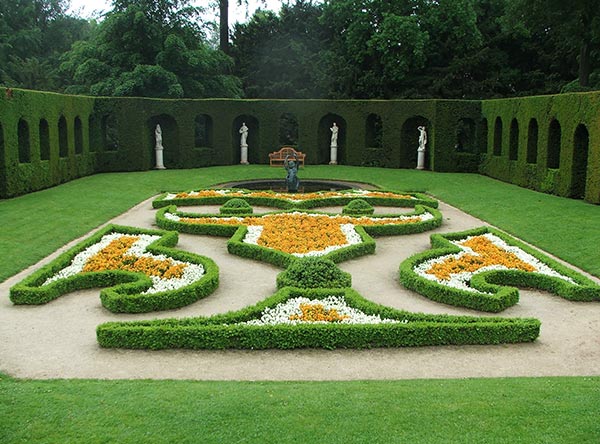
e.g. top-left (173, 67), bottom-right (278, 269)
top-left (1, 197), bottom-right (599, 380)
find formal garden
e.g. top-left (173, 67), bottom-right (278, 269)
top-left (2, 0), bottom-right (600, 442)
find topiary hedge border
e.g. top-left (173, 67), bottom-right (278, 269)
top-left (399, 226), bottom-right (600, 312)
top-left (96, 287), bottom-right (541, 350)
top-left (156, 205), bottom-right (442, 267)
top-left (151, 189), bottom-right (439, 210)
top-left (9, 224), bottom-right (219, 313)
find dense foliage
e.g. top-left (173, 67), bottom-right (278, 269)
top-left (1, 0), bottom-right (599, 98)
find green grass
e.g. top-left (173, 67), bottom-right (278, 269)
top-left (1, 374), bottom-right (599, 444)
top-left (2, 166), bottom-right (600, 442)
top-left (2, 165), bottom-right (599, 282)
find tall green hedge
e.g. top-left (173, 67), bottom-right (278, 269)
top-left (1, 88), bottom-right (599, 203)
top-left (479, 92), bottom-right (600, 203)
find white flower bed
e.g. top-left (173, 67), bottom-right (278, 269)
top-left (242, 296), bottom-right (407, 325)
top-left (43, 233), bottom-right (205, 294)
top-left (414, 232), bottom-right (576, 294)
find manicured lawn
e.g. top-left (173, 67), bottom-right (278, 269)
top-left (1, 374), bottom-right (599, 444)
top-left (2, 166), bottom-right (600, 442)
top-left (1, 165), bottom-right (599, 282)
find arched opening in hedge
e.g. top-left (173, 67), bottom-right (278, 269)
top-left (74, 116), bottom-right (83, 154)
top-left (493, 117), bottom-right (502, 156)
top-left (102, 115), bottom-right (118, 151)
top-left (148, 114), bottom-right (179, 168)
top-left (194, 114), bottom-right (213, 147)
top-left (39, 119), bottom-right (50, 161)
top-left (477, 118), bottom-right (488, 153)
top-left (232, 115), bottom-right (259, 164)
top-left (400, 116), bottom-right (430, 169)
top-left (18, 119), bottom-right (31, 163)
top-left (547, 119), bottom-right (561, 169)
top-left (366, 114), bottom-right (383, 148)
top-left (509, 118), bottom-right (519, 161)
top-left (571, 124), bottom-right (589, 199)
top-left (527, 118), bottom-right (538, 164)
top-left (58, 116), bottom-right (68, 158)
top-left (456, 118), bottom-right (476, 153)
top-left (279, 113), bottom-right (299, 147)
top-left (318, 114), bottom-right (345, 164)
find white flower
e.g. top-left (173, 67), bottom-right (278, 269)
top-left (242, 296), bottom-right (407, 325)
top-left (413, 232), bottom-right (576, 295)
top-left (43, 232), bottom-right (205, 294)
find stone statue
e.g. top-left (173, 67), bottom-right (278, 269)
top-left (155, 124), bottom-right (163, 149)
top-left (239, 122), bottom-right (248, 146)
top-left (330, 122), bottom-right (339, 146)
top-left (154, 124), bottom-right (165, 169)
top-left (284, 154), bottom-right (300, 192)
top-left (239, 122), bottom-right (249, 164)
top-left (416, 125), bottom-right (427, 170)
top-left (329, 122), bottom-right (339, 165)
top-left (418, 126), bottom-right (427, 152)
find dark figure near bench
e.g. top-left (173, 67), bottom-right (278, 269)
top-left (284, 154), bottom-right (300, 192)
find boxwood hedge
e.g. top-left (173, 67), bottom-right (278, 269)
top-left (96, 287), bottom-right (541, 350)
top-left (9, 224), bottom-right (219, 313)
top-left (399, 226), bottom-right (600, 312)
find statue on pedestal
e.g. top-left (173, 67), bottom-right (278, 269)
top-left (284, 153), bottom-right (300, 192)
top-left (239, 122), bottom-right (249, 164)
top-left (154, 124), bottom-right (166, 170)
top-left (329, 122), bottom-right (338, 165)
top-left (416, 125), bottom-right (427, 170)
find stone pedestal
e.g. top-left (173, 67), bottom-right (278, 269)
top-left (240, 143), bottom-right (249, 165)
top-left (416, 150), bottom-right (425, 170)
top-left (154, 148), bottom-right (166, 170)
top-left (329, 144), bottom-right (338, 165)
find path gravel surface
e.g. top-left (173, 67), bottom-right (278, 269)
top-left (1, 197), bottom-right (599, 380)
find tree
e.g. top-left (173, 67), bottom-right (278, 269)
top-left (0, 0), bottom-right (91, 90)
top-left (60, 0), bottom-right (243, 98)
top-left (506, 0), bottom-right (600, 88)
top-left (231, 1), bottom-right (327, 98)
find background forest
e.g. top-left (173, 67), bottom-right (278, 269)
top-left (1, 0), bottom-right (599, 99)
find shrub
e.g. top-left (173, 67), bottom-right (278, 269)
top-left (96, 287), bottom-right (541, 350)
top-left (399, 226), bottom-right (600, 312)
top-left (276, 257), bottom-right (352, 289)
top-left (342, 199), bottom-right (374, 216)
top-left (220, 198), bottom-right (253, 215)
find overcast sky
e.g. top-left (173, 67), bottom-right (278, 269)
top-left (68, 0), bottom-right (284, 25)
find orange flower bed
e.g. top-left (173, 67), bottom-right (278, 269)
top-left (426, 235), bottom-right (536, 280)
top-left (82, 236), bottom-right (187, 279)
top-left (178, 212), bottom-right (422, 254)
top-left (289, 303), bottom-right (350, 322)
top-left (173, 189), bottom-right (413, 201)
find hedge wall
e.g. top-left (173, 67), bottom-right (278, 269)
top-left (0, 88), bottom-right (97, 197)
top-left (2, 88), bottom-right (599, 203)
top-left (479, 92), bottom-right (600, 203)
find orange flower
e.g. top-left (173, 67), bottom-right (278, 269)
top-left (289, 303), bottom-right (349, 322)
top-left (83, 236), bottom-right (186, 279)
top-left (426, 235), bottom-right (536, 280)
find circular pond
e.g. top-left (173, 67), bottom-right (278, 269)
top-left (217, 179), bottom-right (376, 193)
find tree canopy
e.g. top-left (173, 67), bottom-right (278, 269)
top-left (1, 0), bottom-right (599, 98)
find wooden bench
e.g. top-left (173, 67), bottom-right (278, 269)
top-left (269, 146), bottom-right (306, 167)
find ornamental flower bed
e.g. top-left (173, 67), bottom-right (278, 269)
top-left (400, 227), bottom-right (600, 312)
top-left (10, 225), bottom-right (219, 313)
top-left (152, 188), bottom-right (439, 210)
top-left (164, 211), bottom-right (433, 256)
top-left (157, 205), bottom-right (442, 266)
top-left (96, 287), bottom-right (541, 350)
top-left (242, 296), bottom-right (406, 325)
top-left (43, 233), bottom-right (204, 294)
